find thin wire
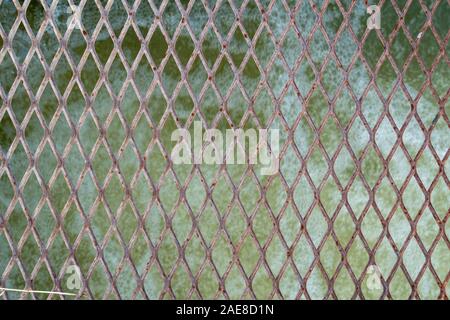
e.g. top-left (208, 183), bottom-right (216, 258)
top-left (0, 287), bottom-right (77, 297)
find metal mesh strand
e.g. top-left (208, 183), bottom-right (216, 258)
top-left (0, 0), bottom-right (449, 300)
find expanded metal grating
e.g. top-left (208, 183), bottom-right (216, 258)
top-left (0, 0), bottom-right (449, 300)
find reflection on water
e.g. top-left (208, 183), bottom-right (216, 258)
top-left (0, 1), bottom-right (449, 299)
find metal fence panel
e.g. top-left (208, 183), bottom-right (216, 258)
top-left (0, 0), bottom-right (448, 299)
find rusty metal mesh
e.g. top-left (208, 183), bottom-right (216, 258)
top-left (0, 0), bottom-right (449, 300)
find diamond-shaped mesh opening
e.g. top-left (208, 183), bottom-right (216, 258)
top-left (0, 0), bottom-right (448, 300)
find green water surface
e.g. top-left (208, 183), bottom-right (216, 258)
top-left (0, 0), bottom-right (449, 299)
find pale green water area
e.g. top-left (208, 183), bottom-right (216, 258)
top-left (0, 0), bottom-right (449, 299)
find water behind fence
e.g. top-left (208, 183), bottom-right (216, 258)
top-left (0, 0), bottom-right (448, 299)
